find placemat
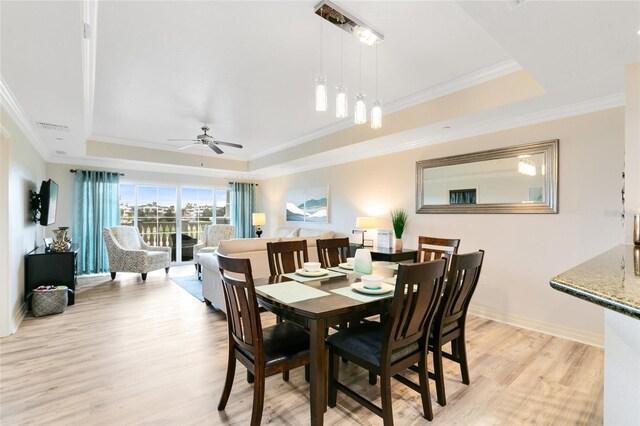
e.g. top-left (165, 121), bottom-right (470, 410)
top-left (256, 282), bottom-right (330, 304)
top-left (328, 266), bottom-right (357, 275)
top-left (331, 286), bottom-right (395, 303)
top-left (282, 269), bottom-right (346, 283)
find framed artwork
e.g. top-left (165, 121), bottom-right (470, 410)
top-left (285, 186), bottom-right (329, 223)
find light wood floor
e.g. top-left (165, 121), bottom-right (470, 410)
top-left (1, 266), bottom-right (603, 425)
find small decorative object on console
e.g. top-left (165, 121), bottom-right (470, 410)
top-left (377, 229), bottom-right (393, 249)
top-left (51, 228), bottom-right (70, 252)
top-left (390, 209), bottom-right (408, 251)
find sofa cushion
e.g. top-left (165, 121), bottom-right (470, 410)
top-left (274, 228), bottom-right (299, 238)
top-left (217, 237), bottom-right (280, 256)
top-left (298, 228), bottom-right (332, 237)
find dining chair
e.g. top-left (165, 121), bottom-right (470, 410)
top-left (266, 240), bottom-right (309, 275)
top-left (427, 250), bottom-right (485, 407)
top-left (216, 253), bottom-right (311, 426)
top-left (417, 236), bottom-right (460, 264)
top-left (327, 259), bottom-right (447, 425)
top-left (316, 237), bottom-right (350, 269)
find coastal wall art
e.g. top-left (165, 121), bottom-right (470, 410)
top-left (285, 186), bottom-right (329, 223)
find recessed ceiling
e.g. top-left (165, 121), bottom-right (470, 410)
top-left (1, 1), bottom-right (638, 177)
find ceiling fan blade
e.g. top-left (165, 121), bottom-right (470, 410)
top-left (213, 140), bottom-right (243, 149)
top-left (167, 138), bottom-right (198, 142)
top-left (208, 143), bottom-right (224, 154)
top-left (177, 143), bottom-right (197, 150)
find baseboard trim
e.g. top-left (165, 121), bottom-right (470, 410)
top-left (10, 301), bottom-right (27, 335)
top-left (468, 304), bottom-right (604, 348)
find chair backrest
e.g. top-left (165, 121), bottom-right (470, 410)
top-left (434, 250), bottom-right (485, 334)
top-left (382, 259), bottom-right (447, 356)
top-left (316, 237), bottom-right (350, 268)
top-left (202, 224), bottom-right (236, 246)
top-left (105, 226), bottom-right (143, 250)
top-left (417, 236), bottom-right (460, 263)
top-left (217, 253), bottom-right (263, 361)
top-left (266, 240), bottom-right (309, 275)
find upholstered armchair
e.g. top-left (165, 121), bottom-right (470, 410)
top-left (103, 226), bottom-right (171, 281)
top-left (193, 224), bottom-right (236, 259)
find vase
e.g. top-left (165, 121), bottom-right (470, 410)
top-left (58, 226), bottom-right (72, 245)
top-left (395, 238), bottom-right (403, 252)
top-left (52, 228), bottom-right (70, 252)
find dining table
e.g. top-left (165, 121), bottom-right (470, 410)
top-left (253, 263), bottom-right (397, 426)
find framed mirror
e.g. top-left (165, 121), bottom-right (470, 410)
top-left (416, 139), bottom-right (558, 214)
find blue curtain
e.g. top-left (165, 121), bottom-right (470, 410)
top-left (72, 170), bottom-right (120, 274)
top-left (230, 182), bottom-right (256, 238)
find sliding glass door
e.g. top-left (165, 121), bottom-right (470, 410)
top-left (119, 183), bottom-right (230, 263)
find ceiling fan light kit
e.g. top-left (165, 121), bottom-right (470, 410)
top-left (313, 0), bottom-right (384, 129)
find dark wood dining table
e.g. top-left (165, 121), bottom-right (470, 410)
top-left (253, 265), bottom-right (396, 426)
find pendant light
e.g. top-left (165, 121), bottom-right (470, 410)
top-left (371, 44), bottom-right (382, 129)
top-left (354, 44), bottom-right (366, 124)
top-left (335, 31), bottom-right (348, 119)
top-left (315, 7), bottom-right (327, 112)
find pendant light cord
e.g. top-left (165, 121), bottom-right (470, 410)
top-left (340, 31), bottom-right (343, 82)
top-left (375, 44), bottom-right (378, 98)
top-left (319, 8), bottom-right (323, 74)
top-left (359, 43), bottom-right (362, 91)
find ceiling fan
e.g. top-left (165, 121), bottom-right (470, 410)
top-left (168, 126), bottom-right (243, 155)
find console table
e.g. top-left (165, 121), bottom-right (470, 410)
top-left (349, 244), bottom-right (418, 263)
top-left (25, 244), bottom-right (78, 307)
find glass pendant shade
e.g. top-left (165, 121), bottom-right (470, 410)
top-left (336, 85), bottom-right (348, 118)
top-left (371, 100), bottom-right (382, 129)
top-left (354, 93), bottom-right (366, 124)
top-left (315, 74), bottom-right (327, 112)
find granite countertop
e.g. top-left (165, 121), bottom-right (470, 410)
top-left (550, 244), bottom-right (640, 320)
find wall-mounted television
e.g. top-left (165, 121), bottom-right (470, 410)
top-left (39, 179), bottom-right (58, 226)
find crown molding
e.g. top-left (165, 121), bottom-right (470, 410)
top-left (47, 154), bottom-right (251, 180)
top-left (0, 74), bottom-right (49, 160)
top-left (88, 134), bottom-right (247, 162)
top-left (248, 59), bottom-right (523, 160)
top-left (82, 0), bottom-right (98, 138)
top-left (254, 93), bottom-right (625, 179)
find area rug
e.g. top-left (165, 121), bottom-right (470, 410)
top-left (170, 275), bottom-right (204, 302)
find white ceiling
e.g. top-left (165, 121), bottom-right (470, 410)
top-left (1, 1), bottom-right (639, 177)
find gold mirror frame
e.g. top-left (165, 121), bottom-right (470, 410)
top-left (416, 139), bottom-right (558, 214)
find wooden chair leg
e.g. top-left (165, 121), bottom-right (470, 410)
top-left (250, 369), bottom-right (265, 426)
top-left (418, 353), bottom-right (433, 421)
top-left (328, 348), bottom-right (339, 408)
top-left (165, 267), bottom-right (170, 273)
top-left (433, 344), bottom-right (447, 407)
top-left (247, 370), bottom-right (254, 384)
top-left (458, 332), bottom-right (470, 385)
top-left (282, 370), bottom-right (289, 381)
top-left (305, 364), bottom-right (310, 383)
top-left (380, 370), bottom-right (394, 426)
top-left (141, 273), bottom-right (147, 281)
top-left (369, 372), bottom-right (377, 385)
top-left (110, 272), bottom-right (116, 279)
top-left (217, 347), bottom-right (236, 410)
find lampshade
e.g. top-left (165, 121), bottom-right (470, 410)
top-left (355, 216), bottom-right (375, 229)
top-left (252, 212), bottom-right (266, 226)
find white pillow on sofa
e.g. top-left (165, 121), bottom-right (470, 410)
top-left (274, 228), bottom-right (299, 237)
top-left (298, 228), bottom-right (333, 237)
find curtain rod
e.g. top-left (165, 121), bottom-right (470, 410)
top-left (228, 182), bottom-right (258, 186)
top-left (70, 169), bottom-right (125, 176)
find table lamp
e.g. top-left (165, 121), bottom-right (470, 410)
top-left (252, 212), bottom-right (266, 238)
top-left (353, 216), bottom-right (375, 247)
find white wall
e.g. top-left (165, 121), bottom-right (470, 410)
top-left (45, 163), bottom-right (235, 235)
top-left (0, 108), bottom-right (46, 336)
top-left (261, 108), bottom-right (625, 345)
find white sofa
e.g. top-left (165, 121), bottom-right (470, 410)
top-left (199, 229), bottom-right (335, 312)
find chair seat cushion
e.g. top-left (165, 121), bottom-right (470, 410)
top-left (240, 322), bottom-right (310, 367)
top-left (326, 322), bottom-right (419, 368)
top-left (430, 321), bottom-right (458, 339)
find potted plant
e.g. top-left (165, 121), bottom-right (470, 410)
top-left (390, 208), bottom-right (408, 251)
